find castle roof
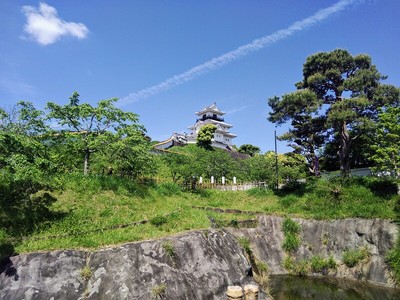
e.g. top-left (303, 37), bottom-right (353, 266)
top-left (195, 102), bottom-right (225, 116)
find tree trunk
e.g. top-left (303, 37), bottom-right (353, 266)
top-left (338, 121), bottom-right (351, 176)
top-left (84, 148), bottom-right (90, 175)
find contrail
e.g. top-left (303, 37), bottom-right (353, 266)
top-left (119, 0), bottom-right (359, 106)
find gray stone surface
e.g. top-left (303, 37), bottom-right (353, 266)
top-left (85, 230), bottom-right (250, 299)
top-left (1, 216), bottom-right (398, 299)
top-left (228, 216), bottom-right (399, 287)
top-left (0, 230), bottom-right (252, 300)
top-left (0, 250), bottom-right (88, 300)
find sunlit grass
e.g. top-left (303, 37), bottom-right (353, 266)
top-left (6, 175), bottom-right (398, 255)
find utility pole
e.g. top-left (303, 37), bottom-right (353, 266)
top-left (274, 130), bottom-right (279, 190)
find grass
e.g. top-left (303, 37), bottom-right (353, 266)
top-left (342, 247), bottom-right (370, 268)
top-left (0, 174), bottom-right (398, 259)
top-left (282, 218), bottom-right (301, 253)
top-left (152, 283), bottom-right (167, 299)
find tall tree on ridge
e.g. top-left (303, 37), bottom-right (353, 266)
top-left (268, 49), bottom-right (399, 176)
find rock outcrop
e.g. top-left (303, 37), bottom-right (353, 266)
top-left (1, 230), bottom-right (255, 300)
top-left (1, 216), bottom-right (398, 299)
top-left (228, 216), bottom-right (399, 287)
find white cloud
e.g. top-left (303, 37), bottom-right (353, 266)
top-left (119, 0), bottom-right (360, 106)
top-left (22, 2), bottom-right (89, 45)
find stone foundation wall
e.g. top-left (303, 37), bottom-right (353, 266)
top-left (1, 216), bottom-right (398, 299)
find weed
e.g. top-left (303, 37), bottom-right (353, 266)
top-left (310, 255), bottom-right (336, 273)
top-left (162, 241), bottom-right (175, 259)
top-left (237, 237), bottom-right (252, 255)
top-left (342, 247), bottom-right (370, 268)
top-left (294, 260), bottom-right (309, 276)
top-left (387, 240), bottom-right (400, 282)
top-left (80, 266), bottom-right (92, 281)
top-left (254, 260), bottom-right (270, 292)
top-left (321, 233), bottom-right (329, 246)
top-left (283, 256), bottom-right (309, 276)
top-left (282, 217), bottom-right (301, 253)
top-left (152, 283), bottom-right (167, 299)
top-left (282, 234), bottom-right (301, 252)
top-left (282, 218), bottom-right (301, 235)
top-left (283, 255), bottom-right (295, 271)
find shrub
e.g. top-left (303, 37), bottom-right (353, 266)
top-left (342, 247), bottom-right (370, 267)
top-left (366, 178), bottom-right (398, 199)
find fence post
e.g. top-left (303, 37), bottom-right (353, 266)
top-left (226, 286), bottom-right (243, 300)
top-left (244, 284), bottom-right (259, 300)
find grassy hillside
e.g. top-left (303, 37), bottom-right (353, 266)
top-left (1, 174), bottom-right (398, 257)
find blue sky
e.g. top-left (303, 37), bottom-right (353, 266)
top-left (1, 0), bottom-right (399, 153)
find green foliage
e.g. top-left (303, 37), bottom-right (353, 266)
top-left (238, 144), bottom-right (261, 157)
top-left (386, 237), bottom-right (400, 283)
top-left (282, 234), bottom-right (301, 253)
top-left (160, 145), bottom-right (240, 184)
top-left (310, 255), bottom-right (336, 273)
top-left (284, 255), bottom-right (336, 275)
top-left (46, 93), bottom-right (150, 176)
top-left (155, 182), bottom-right (181, 196)
top-left (150, 216), bottom-right (168, 227)
top-left (282, 217), bottom-right (301, 235)
top-left (268, 49), bottom-right (399, 176)
top-left (282, 218), bottom-right (301, 252)
top-left (279, 195), bottom-right (298, 208)
top-left (238, 237), bottom-right (252, 255)
top-left (283, 256), bottom-right (309, 276)
top-left (342, 247), bottom-right (370, 267)
top-left (370, 106), bottom-right (400, 178)
top-left (196, 124), bottom-right (217, 150)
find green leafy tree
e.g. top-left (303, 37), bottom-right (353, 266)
top-left (370, 107), bottom-right (400, 178)
top-left (244, 153), bottom-right (275, 183)
top-left (268, 49), bottom-right (399, 176)
top-left (46, 92), bottom-right (146, 175)
top-left (196, 124), bottom-right (217, 150)
top-left (0, 104), bottom-right (56, 247)
top-left (202, 148), bottom-right (239, 180)
top-left (238, 144), bottom-right (261, 157)
top-left (269, 91), bottom-right (326, 174)
top-left (102, 125), bottom-right (156, 178)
